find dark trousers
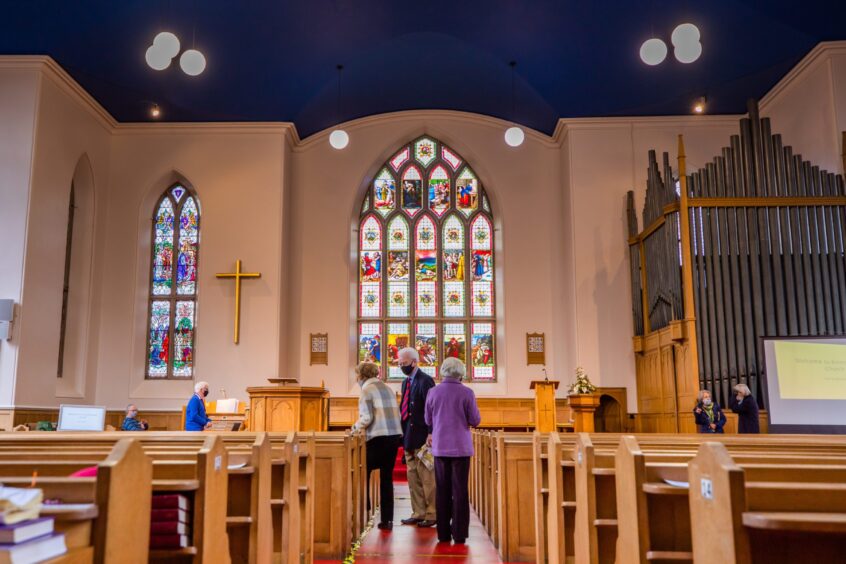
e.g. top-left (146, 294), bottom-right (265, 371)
top-left (434, 456), bottom-right (471, 541)
top-left (366, 434), bottom-right (401, 524)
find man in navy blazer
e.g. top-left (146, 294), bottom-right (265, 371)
top-left (185, 381), bottom-right (212, 431)
top-left (397, 347), bottom-right (436, 527)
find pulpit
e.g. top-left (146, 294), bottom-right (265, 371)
top-left (568, 393), bottom-right (600, 432)
top-left (247, 380), bottom-right (329, 432)
top-left (530, 380), bottom-right (559, 433)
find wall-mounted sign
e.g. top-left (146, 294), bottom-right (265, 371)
top-left (310, 333), bottom-right (328, 365)
top-left (526, 332), bottom-right (546, 366)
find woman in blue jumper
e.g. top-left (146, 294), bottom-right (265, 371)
top-left (185, 381), bottom-right (212, 431)
top-left (693, 389), bottom-right (726, 433)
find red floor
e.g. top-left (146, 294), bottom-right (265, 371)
top-left (356, 484), bottom-right (501, 563)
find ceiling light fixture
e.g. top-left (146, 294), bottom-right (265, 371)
top-left (180, 49), bottom-right (206, 76)
top-left (504, 61), bottom-right (524, 147)
top-left (329, 64), bottom-right (349, 150)
top-left (639, 38), bottom-right (668, 66)
top-left (672, 23), bottom-right (702, 64)
top-left (150, 104), bottom-right (161, 118)
top-left (153, 32), bottom-right (180, 59)
top-left (693, 96), bottom-right (706, 114)
top-left (145, 44), bottom-right (171, 70)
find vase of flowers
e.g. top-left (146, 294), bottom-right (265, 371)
top-left (568, 366), bottom-right (596, 395)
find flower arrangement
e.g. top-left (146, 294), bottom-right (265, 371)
top-left (568, 366), bottom-right (596, 395)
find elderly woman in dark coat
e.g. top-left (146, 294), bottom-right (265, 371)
top-left (729, 383), bottom-right (760, 434)
top-left (693, 390), bottom-right (726, 433)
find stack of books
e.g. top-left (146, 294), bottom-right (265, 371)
top-left (150, 494), bottom-right (191, 550)
top-left (0, 487), bottom-right (66, 563)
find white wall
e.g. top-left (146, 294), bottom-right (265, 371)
top-left (2, 43), bottom-right (845, 413)
top-left (561, 118), bottom-right (739, 407)
top-left (0, 68), bottom-right (39, 407)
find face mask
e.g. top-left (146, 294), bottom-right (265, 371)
top-left (702, 398), bottom-right (712, 406)
top-left (202, 389), bottom-right (209, 398)
top-left (128, 411), bottom-right (137, 418)
top-left (401, 365), bottom-right (414, 376)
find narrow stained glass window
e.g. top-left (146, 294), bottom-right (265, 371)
top-left (457, 168), bottom-right (479, 216)
top-left (359, 214), bottom-right (382, 318)
top-left (428, 165), bottom-right (450, 217)
top-left (146, 184), bottom-right (200, 379)
top-left (373, 169), bottom-right (396, 217)
top-left (357, 137), bottom-right (496, 381)
top-left (402, 166), bottom-right (423, 216)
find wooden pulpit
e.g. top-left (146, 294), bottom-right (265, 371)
top-left (530, 380), bottom-right (559, 433)
top-left (247, 380), bottom-right (329, 432)
top-left (568, 393), bottom-right (600, 432)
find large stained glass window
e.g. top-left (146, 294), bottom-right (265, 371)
top-left (146, 184), bottom-right (200, 379)
top-left (357, 137), bottom-right (496, 381)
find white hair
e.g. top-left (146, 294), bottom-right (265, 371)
top-left (697, 389), bottom-right (712, 402)
top-left (441, 357), bottom-right (466, 381)
top-left (734, 383), bottom-right (751, 396)
top-left (194, 381), bottom-right (209, 394)
top-left (398, 347), bottom-right (419, 362)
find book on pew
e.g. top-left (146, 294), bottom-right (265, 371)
top-left (0, 532), bottom-right (66, 563)
top-left (151, 494), bottom-right (190, 511)
top-left (149, 534), bottom-right (190, 549)
top-left (150, 521), bottom-right (189, 535)
top-left (150, 509), bottom-right (190, 523)
top-left (0, 488), bottom-right (42, 526)
top-left (0, 518), bottom-right (54, 545)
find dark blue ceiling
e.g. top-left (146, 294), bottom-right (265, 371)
top-left (2, 1), bottom-right (845, 138)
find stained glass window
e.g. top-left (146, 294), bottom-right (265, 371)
top-left (357, 137), bottom-right (497, 382)
top-left (146, 184), bottom-right (200, 379)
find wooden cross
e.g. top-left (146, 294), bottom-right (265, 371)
top-left (216, 259), bottom-right (261, 344)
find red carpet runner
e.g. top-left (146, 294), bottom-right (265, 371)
top-left (317, 484), bottom-right (502, 563)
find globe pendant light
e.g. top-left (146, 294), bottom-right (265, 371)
top-left (504, 61), bottom-right (524, 147)
top-left (180, 49), bottom-right (206, 76)
top-left (330, 64), bottom-right (349, 150)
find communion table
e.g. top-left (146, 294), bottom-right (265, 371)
top-left (247, 379), bottom-right (329, 431)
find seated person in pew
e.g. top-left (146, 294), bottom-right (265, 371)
top-left (120, 404), bottom-right (148, 431)
top-left (425, 357), bottom-right (481, 545)
top-left (351, 362), bottom-right (403, 532)
top-left (693, 389), bottom-right (726, 434)
top-left (729, 383), bottom-right (760, 434)
top-left (185, 381), bottom-right (212, 431)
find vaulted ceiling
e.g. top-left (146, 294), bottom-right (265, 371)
top-left (3, 1), bottom-right (845, 137)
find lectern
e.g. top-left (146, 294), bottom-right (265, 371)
top-left (530, 380), bottom-right (559, 433)
top-left (568, 393), bottom-right (600, 432)
top-left (247, 379), bottom-right (329, 432)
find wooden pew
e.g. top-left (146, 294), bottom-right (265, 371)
top-left (0, 431), bottom-right (371, 564)
top-left (615, 435), bottom-right (846, 564)
top-left (0, 438), bottom-right (151, 564)
top-left (688, 441), bottom-right (846, 564)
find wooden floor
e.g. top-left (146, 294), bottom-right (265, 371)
top-left (317, 484), bottom-right (503, 563)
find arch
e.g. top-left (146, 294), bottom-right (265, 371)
top-left (594, 394), bottom-right (624, 433)
top-left (356, 136), bottom-right (497, 381)
top-left (145, 183), bottom-right (201, 379)
top-left (56, 154), bottom-right (97, 396)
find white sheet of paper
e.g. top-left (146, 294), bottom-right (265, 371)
top-left (663, 479), bottom-right (689, 488)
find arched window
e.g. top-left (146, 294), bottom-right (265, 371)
top-left (357, 137), bottom-right (496, 381)
top-left (146, 184), bottom-right (200, 379)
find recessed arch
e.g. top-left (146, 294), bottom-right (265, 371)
top-left (356, 136), bottom-right (497, 381)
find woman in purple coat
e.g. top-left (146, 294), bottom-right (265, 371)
top-left (424, 357), bottom-right (481, 544)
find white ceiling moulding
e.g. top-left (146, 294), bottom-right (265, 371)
top-left (759, 41), bottom-right (846, 113)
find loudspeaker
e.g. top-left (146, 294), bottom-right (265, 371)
top-left (0, 300), bottom-right (14, 340)
top-left (0, 300), bottom-right (12, 322)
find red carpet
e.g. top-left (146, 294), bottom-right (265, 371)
top-left (393, 447), bottom-right (407, 482)
top-left (315, 484), bottom-right (502, 563)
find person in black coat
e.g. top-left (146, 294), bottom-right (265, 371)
top-left (729, 383), bottom-right (760, 434)
top-left (693, 390), bottom-right (726, 433)
top-left (397, 347), bottom-right (437, 527)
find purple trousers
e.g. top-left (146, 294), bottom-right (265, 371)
top-left (434, 456), bottom-right (471, 542)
